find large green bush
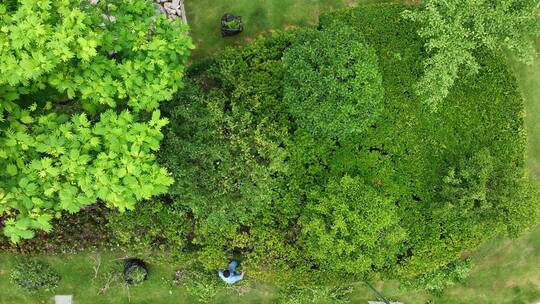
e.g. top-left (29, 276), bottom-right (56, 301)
top-left (126, 3), bottom-right (537, 288)
top-left (284, 25), bottom-right (383, 138)
top-left (156, 31), bottom-right (298, 270)
top-left (0, 110), bottom-right (172, 243)
top-left (0, 0), bottom-right (193, 112)
top-left (319, 4), bottom-right (538, 278)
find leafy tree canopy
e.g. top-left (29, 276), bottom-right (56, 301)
top-left (403, 0), bottom-right (540, 109)
top-left (0, 0), bottom-right (193, 112)
top-left (0, 0), bottom-right (191, 242)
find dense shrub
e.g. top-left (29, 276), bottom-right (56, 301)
top-left (319, 4), bottom-right (538, 278)
top-left (157, 31), bottom-right (299, 270)
top-left (401, 258), bottom-right (472, 295)
top-left (284, 25), bottom-right (383, 138)
top-left (143, 3), bottom-right (537, 288)
top-left (0, 110), bottom-right (173, 243)
top-left (108, 199), bottom-right (191, 257)
top-left (299, 175), bottom-right (405, 275)
top-left (10, 259), bottom-right (60, 293)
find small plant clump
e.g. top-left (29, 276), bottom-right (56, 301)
top-left (224, 19), bottom-right (241, 29)
top-left (10, 260), bottom-right (60, 293)
top-left (123, 258), bottom-right (148, 286)
top-left (221, 13), bottom-right (243, 36)
top-left (125, 266), bottom-right (147, 286)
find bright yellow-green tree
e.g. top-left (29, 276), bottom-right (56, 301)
top-left (0, 0), bottom-right (193, 242)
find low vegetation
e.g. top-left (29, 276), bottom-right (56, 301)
top-left (9, 259), bottom-right (60, 293)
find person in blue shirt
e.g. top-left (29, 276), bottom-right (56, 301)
top-left (218, 260), bottom-right (244, 284)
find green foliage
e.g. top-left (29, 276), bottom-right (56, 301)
top-left (401, 258), bottom-right (471, 295)
top-left (403, 0), bottom-right (540, 109)
top-left (299, 176), bottom-right (405, 276)
top-left (182, 270), bottom-right (224, 303)
top-left (0, 0), bottom-right (193, 112)
top-left (0, 108), bottom-right (173, 243)
top-left (510, 282), bottom-right (540, 304)
top-left (437, 149), bottom-right (540, 241)
top-left (284, 24), bottom-right (383, 138)
top-left (161, 28), bottom-right (386, 281)
top-left (0, 204), bottom-right (115, 253)
top-left (320, 4), bottom-right (538, 279)
top-left (0, 0), bottom-right (188, 243)
top-left (107, 199), bottom-right (191, 257)
top-left (223, 19), bottom-right (242, 30)
top-left (158, 31), bottom-right (299, 270)
top-left (10, 259), bottom-right (60, 293)
top-left (277, 285), bottom-right (353, 304)
top-left (154, 3), bottom-right (537, 289)
top-left (125, 266), bottom-right (147, 286)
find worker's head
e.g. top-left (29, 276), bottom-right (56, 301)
top-left (223, 270), bottom-right (231, 278)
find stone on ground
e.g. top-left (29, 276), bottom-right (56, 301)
top-left (55, 295), bottom-right (73, 304)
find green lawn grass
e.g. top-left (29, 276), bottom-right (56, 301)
top-left (2, 226), bottom-right (538, 304)
top-left (184, 0), bottom-right (391, 58)
top-left (508, 38), bottom-right (540, 182)
top-left (0, 252), bottom-right (193, 304)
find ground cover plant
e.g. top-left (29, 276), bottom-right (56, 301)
top-left (9, 259), bottom-right (60, 293)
